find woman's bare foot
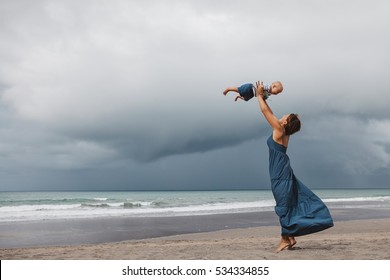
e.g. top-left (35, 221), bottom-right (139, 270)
top-left (288, 236), bottom-right (297, 249)
top-left (223, 88), bottom-right (230, 95)
top-left (276, 235), bottom-right (291, 253)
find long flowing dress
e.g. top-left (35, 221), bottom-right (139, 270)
top-left (267, 135), bottom-right (334, 236)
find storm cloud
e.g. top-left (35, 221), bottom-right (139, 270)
top-left (0, 0), bottom-right (389, 190)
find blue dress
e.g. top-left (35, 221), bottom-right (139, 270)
top-left (267, 135), bottom-right (334, 236)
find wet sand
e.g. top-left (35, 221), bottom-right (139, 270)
top-left (1, 219), bottom-right (390, 259)
top-left (1, 208), bottom-right (390, 259)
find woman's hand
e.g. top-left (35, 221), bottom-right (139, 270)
top-left (255, 81), bottom-right (265, 99)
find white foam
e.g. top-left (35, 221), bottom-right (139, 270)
top-left (2, 194), bottom-right (389, 223)
top-left (324, 196), bottom-right (390, 203)
top-left (0, 200), bottom-right (276, 222)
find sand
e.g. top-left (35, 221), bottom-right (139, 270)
top-left (1, 218), bottom-right (390, 260)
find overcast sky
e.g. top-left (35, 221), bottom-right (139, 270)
top-left (0, 0), bottom-right (389, 191)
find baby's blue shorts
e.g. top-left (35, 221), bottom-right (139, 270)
top-left (237, 83), bottom-right (255, 101)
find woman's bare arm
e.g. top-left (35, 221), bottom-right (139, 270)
top-left (256, 81), bottom-right (284, 135)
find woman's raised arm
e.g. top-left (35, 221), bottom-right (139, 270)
top-left (256, 81), bottom-right (284, 134)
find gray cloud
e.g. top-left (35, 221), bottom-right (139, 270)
top-left (0, 0), bottom-right (389, 190)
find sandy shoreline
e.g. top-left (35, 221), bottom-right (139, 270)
top-left (1, 218), bottom-right (390, 260)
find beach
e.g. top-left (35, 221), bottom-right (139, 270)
top-left (1, 190), bottom-right (390, 260)
top-left (1, 209), bottom-right (390, 260)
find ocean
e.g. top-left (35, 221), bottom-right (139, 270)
top-left (1, 189), bottom-right (390, 223)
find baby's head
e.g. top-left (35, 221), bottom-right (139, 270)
top-left (270, 81), bottom-right (283, 95)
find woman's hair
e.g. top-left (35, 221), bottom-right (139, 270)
top-left (284, 114), bottom-right (301, 136)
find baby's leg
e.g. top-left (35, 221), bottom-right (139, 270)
top-left (223, 87), bottom-right (239, 95)
top-left (235, 95), bottom-right (245, 102)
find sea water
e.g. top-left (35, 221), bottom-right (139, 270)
top-left (1, 189), bottom-right (390, 223)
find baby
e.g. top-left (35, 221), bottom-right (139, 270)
top-left (223, 81), bottom-right (283, 101)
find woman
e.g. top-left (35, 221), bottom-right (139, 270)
top-left (256, 81), bottom-right (334, 252)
